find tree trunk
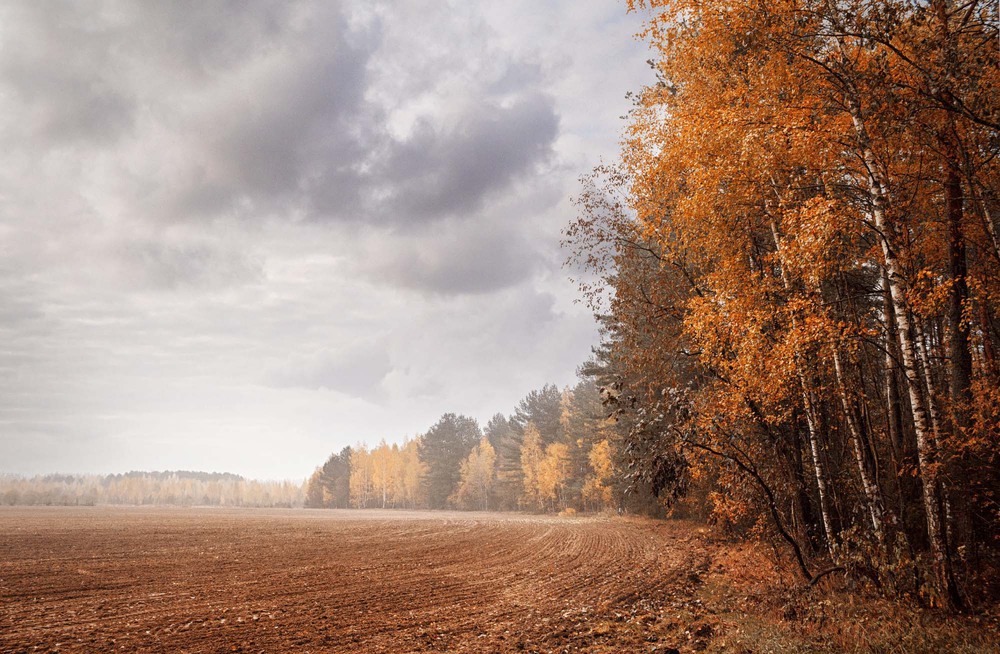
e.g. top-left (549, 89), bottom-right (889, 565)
top-left (882, 270), bottom-right (909, 466)
top-left (913, 318), bottom-right (944, 441)
top-left (802, 390), bottom-right (836, 550)
top-left (832, 346), bottom-right (885, 541)
top-left (770, 219), bottom-right (836, 551)
top-left (972, 186), bottom-right (1000, 263)
top-left (946, 168), bottom-right (973, 430)
top-left (882, 272), bottom-right (905, 465)
top-left (791, 428), bottom-right (821, 551)
top-left (847, 100), bottom-right (952, 606)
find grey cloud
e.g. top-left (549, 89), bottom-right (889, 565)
top-left (0, 1), bottom-right (560, 233)
top-left (23, 73), bottom-right (134, 146)
top-left (155, 5), bottom-right (380, 221)
top-left (216, 50), bottom-right (369, 198)
top-left (375, 286), bottom-right (563, 408)
top-left (117, 239), bottom-right (264, 291)
top-left (123, 2), bottom-right (298, 77)
top-left (363, 220), bottom-right (544, 295)
top-left (0, 4), bottom-right (136, 145)
top-left (0, 277), bottom-right (47, 331)
top-left (485, 289), bottom-right (559, 354)
top-left (377, 93), bottom-right (558, 221)
top-left (489, 61), bottom-right (545, 96)
top-left (265, 344), bottom-right (391, 400)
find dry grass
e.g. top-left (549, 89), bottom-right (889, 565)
top-left (686, 540), bottom-right (1000, 654)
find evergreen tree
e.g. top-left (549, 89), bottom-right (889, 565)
top-left (419, 413), bottom-right (481, 509)
top-left (309, 446), bottom-right (351, 508)
top-left (486, 413), bottom-right (522, 511)
top-left (511, 384), bottom-right (563, 446)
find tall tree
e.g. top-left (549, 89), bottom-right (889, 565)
top-left (519, 422), bottom-right (545, 511)
top-left (486, 413), bottom-right (524, 511)
top-left (306, 446), bottom-right (352, 508)
top-left (538, 442), bottom-right (573, 511)
top-left (511, 384), bottom-right (564, 445)
top-left (451, 438), bottom-right (497, 511)
top-left (565, 0), bottom-right (999, 606)
top-left (419, 414), bottom-right (481, 509)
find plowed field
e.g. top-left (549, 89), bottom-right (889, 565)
top-left (0, 507), bottom-right (710, 653)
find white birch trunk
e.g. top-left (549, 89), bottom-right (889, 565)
top-left (832, 346), bottom-right (885, 541)
top-left (974, 190), bottom-right (1000, 262)
top-left (913, 318), bottom-right (944, 440)
top-left (847, 100), bottom-right (949, 598)
top-left (770, 219), bottom-right (836, 550)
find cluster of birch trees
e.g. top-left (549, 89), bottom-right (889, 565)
top-left (566, 0), bottom-right (998, 608)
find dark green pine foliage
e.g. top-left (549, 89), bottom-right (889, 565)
top-left (322, 446), bottom-right (352, 508)
top-left (419, 413), bottom-right (481, 509)
top-left (486, 413), bottom-right (522, 511)
top-left (510, 384), bottom-right (563, 446)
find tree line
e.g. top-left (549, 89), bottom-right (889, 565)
top-left (564, 0), bottom-right (998, 609)
top-left (305, 380), bottom-right (665, 515)
top-left (0, 471), bottom-right (304, 507)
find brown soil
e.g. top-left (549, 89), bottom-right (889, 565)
top-left (0, 507), bottom-right (710, 653)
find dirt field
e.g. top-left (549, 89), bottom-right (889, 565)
top-left (0, 507), bottom-right (710, 653)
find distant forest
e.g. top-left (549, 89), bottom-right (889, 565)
top-left (305, 379), bottom-right (666, 516)
top-left (0, 470), bottom-right (303, 508)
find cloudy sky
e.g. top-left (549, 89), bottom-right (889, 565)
top-left (0, 1), bottom-right (652, 480)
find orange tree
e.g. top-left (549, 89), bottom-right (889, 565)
top-left (569, 0), bottom-right (999, 608)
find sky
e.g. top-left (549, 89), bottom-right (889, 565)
top-left (0, 1), bottom-right (653, 480)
